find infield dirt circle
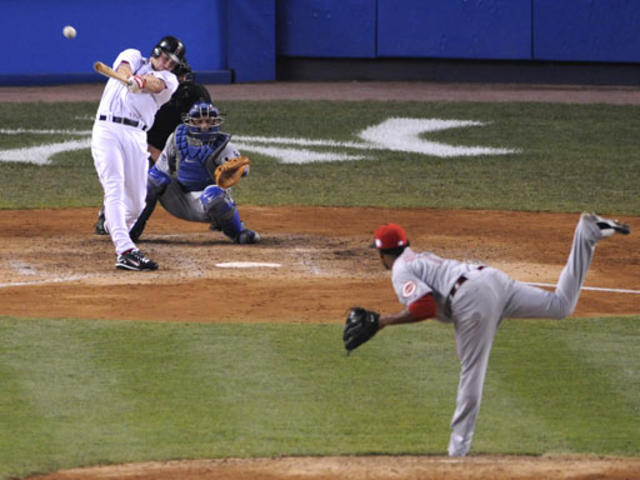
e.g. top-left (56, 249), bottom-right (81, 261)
top-left (3, 82), bottom-right (639, 480)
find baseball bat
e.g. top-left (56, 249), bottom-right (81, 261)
top-left (93, 61), bottom-right (129, 85)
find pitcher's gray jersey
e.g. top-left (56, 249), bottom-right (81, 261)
top-left (391, 247), bottom-right (484, 323)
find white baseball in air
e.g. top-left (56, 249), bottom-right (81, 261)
top-left (63, 25), bottom-right (77, 39)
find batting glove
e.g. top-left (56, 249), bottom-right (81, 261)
top-left (127, 75), bottom-right (146, 93)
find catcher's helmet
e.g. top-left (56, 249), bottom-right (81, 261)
top-left (184, 101), bottom-right (223, 141)
top-left (152, 36), bottom-right (186, 65)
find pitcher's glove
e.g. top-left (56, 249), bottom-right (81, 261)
top-left (214, 156), bottom-right (250, 188)
top-left (343, 307), bottom-right (380, 352)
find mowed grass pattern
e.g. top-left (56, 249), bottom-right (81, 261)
top-left (1, 317), bottom-right (638, 478)
top-left (0, 101), bottom-right (638, 214)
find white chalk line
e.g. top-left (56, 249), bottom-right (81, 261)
top-left (0, 128), bottom-right (91, 135)
top-left (0, 274), bottom-right (94, 288)
top-left (215, 262), bottom-right (282, 269)
top-left (1, 274), bottom-right (637, 295)
top-left (526, 282), bottom-right (640, 294)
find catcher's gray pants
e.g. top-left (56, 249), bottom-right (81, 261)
top-left (447, 215), bottom-right (602, 456)
top-left (159, 181), bottom-right (209, 222)
top-left (159, 181), bottom-right (235, 223)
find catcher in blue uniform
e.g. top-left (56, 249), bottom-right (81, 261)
top-left (129, 101), bottom-right (259, 244)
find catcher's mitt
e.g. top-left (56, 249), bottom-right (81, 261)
top-left (343, 307), bottom-right (380, 352)
top-left (214, 156), bottom-right (250, 188)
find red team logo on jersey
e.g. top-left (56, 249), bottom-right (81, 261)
top-left (402, 281), bottom-right (417, 297)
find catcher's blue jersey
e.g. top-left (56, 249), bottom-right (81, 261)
top-left (174, 125), bottom-right (230, 192)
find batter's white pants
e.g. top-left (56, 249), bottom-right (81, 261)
top-left (447, 214), bottom-right (604, 456)
top-left (91, 121), bottom-right (148, 255)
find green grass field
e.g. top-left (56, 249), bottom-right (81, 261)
top-left (0, 100), bottom-right (638, 213)
top-left (1, 317), bottom-right (638, 479)
top-left (0, 99), bottom-right (638, 479)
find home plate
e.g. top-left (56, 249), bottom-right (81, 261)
top-left (215, 262), bottom-right (282, 269)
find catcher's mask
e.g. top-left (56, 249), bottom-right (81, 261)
top-left (184, 101), bottom-right (223, 142)
top-left (152, 35), bottom-right (186, 66)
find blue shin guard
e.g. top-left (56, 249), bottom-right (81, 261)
top-left (201, 186), bottom-right (243, 240)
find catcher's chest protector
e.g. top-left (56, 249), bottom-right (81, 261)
top-left (174, 125), bottom-right (229, 189)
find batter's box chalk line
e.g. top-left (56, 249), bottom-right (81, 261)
top-left (215, 262), bottom-right (282, 269)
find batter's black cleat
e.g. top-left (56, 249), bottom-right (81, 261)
top-left (582, 212), bottom-right (630, 237)
top-left (235, 229), bottom-right (260, 244)
top-left (115, 249), bottom-right (158, 271)
top-left (95, 209), bottom-right (107, 235)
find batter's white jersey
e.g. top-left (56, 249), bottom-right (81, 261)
top-left (97, 49), bottom-right (178, 129)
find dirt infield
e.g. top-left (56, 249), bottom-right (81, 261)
top-left (4, 206), bottom-right (640, 480)
top-left (1, 207), bottom-right (638, 323)
top-left (5, 81), bottom-right (640, 479)
top-left (25, 455), bottom-right (640, 480)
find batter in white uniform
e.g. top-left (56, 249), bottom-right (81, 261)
top-left (91, 36), bottom-right (183, 270)
top-left (370, 212), bottom-right (630, 456)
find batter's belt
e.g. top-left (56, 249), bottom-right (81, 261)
top-left (98, 114), bottom-right (148, 131)
top-left (445, 266), bottom-right (485, 317)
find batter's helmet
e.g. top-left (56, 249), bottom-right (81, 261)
top-left (152, 36), bottom-right (186, 65)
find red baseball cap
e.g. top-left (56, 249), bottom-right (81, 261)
top-left (372, 223), bottom-right (409, 250)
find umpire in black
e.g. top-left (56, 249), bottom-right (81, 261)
top-left (145, 61), bottom-right (212, 161)
top-left (95, 60), bottom-right (212, 234)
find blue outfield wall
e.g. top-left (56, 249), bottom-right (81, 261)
top-left (533, 0), bottom-right (640, 62)
top-left (1, 0), bottom-right (639, 86)
top-left (229, 0), bottom-right (276, 82)
top-left (276, 0), bottom-right (640, 64)
top-left (276, 0), bottom-right (376, 57)
top-left (376, 0), bottom-right (531, 60)
top-left (0, 0), bottom-right (274, 85)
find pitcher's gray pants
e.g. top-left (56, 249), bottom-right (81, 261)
top-left (447, 215), bottom-right (603, 456)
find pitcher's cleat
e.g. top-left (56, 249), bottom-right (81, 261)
top-left (582, 212), bottom-right (630, 237)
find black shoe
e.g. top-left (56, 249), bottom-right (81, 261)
top-left (115, 249), bottom-right (158, 271)
top-left (235, 229), bottom-right (260, 244)
top-left (582, 212), bottom-right (630, 237)
top-left (95, 210), bottom-right (107, 235)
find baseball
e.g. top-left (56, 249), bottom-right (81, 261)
top-left (62, 25), bottom-right (77, 39)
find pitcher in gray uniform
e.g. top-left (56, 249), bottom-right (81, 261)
top-left (369, 213), bottom-right (630, 456)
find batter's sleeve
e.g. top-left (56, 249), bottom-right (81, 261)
top-left (113, 49), bottom-right (143, 72)
top-left (151, 71), bottom-right (179, 107)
